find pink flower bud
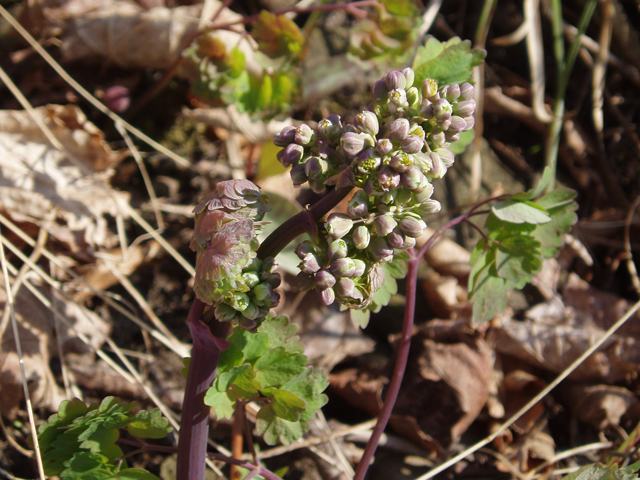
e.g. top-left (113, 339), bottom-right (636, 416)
top-left (319, 287), bottom-right (335, 305)
top-left (316, 270), bottom-right (336, 289)
top-left (273, 125), bottom-right (297, 146)
top-left (326, 213), bottom-right (353, 239)
top-left (388, 118), bottom-right (410, 141)
top-left (401, 135), bottom-right (423, 154)
top-left (341, 132), bottom-right (366, 156)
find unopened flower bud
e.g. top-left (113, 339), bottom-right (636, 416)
top-left (421, 78), bottom-right (439, 100)
top-left (296, 242), bottom-right (316, 259)
top-left (401, 135), bottom-right (423, 154)
top-left (352, 259), bottom-right (366, 277)
top-left (445, 84), bottom-right (461, 102)
top-left (308, 178), bottom-right (326, 193)
top-left (401, 165), bottom-right (426, 190)
top-left (290, 164), bottom-right (307, 186)
top-left (402, 236), bottom-right (417, 250)
top-left (348, 190), bottom-right (369, 217)
top-left (389, 153), bottom-right (413, 173)
top-left (341, 132), bottom-right (366, 156)
top-left (253, 282), bottom-right (273, 302)
top-left (406, 87), bottom-right (420, 107)
top-left (445, 132), bottom-right (460, 143)
top-left (399, 215), bottom-right (427, 238)
top-left (433, 98), bottom-right (453, 123)
top-left (355, 111), bottom-right (379, 136)
top-left (388, 88), bottom-right (408, 108)
top-left (463, 116), bottom-right (475, 130)
top-left (370, 237), bottom-right (394, 262)
top-left (295, 124), bottom-right (315, 146)
top-left (413, 182), bottom-right (434, 203)
top-left (278, 143), bottom-right (304, 166)
top-left (388, 118), bottom-right (410, 141)
top-left (299, 253), bottom-right (322, 274)
top-left (378, 165), bottom-right (401, 191)
top-left (353, 225), bottom-right (370, 249)
top-left (329, 238), bottom-right (348, 259)
top-left (376, 138), bottom-right (393, 155)
top-left (374, 214), bottom-right (398, 237)
top-left (326, 213), bottom-right (353, 239)
top-left (316, 270), bottom-right (336, 289)
top-left (401, 67), bottom-right (415, 88)
top-left (420, 100), bottom-right (434, 119)
top-left (385, 70), bottom-right (407, 90)
top-left (335, 277), bottom-right (355, 297)
top-left (297, 272), bottom-right (315, 291)
top-left (430, 128), bottom-right (446, 148)
top-left (372, 79), bottom-right (389, 105)
top-left (273, 126), bottom-right (296, 147)
top-left (448, 116), bottom-right (467, 135)
top-left (329, 257), bottom-right (356, 277)
top-left (453, 99), bottom-right (476, 118)
top-left (387, 228), bottom-right (405, 248)
top-left (319, 287), bottom-right (335, 306)
top-left (242, 272), bottom-right (260, 288)
top-left (230, 292), bottom-right (250, 312)
top-left (317, 115), bottom-right (342, 140)
top-left (427, 152), bottom-right (445, 178)
top-left (305, 156), bottom-right (328, 179)
top-left (459, 82), bottom-right (474, 101)
top-left (417, 199), bottom-right (442, 215)
top-left (215, 303), bottom-right (238, 321)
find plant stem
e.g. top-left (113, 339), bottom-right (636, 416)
top-left (176, 298), bottom-right (230, 480)
top-left (257, 186), bottom-right (353, 259)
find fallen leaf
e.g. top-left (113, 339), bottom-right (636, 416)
top-left (565, 384), bottom-right (638, 430)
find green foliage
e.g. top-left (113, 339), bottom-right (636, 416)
top-left (412, 36), bottom-right (486, 86)
top-left (563, 462), bottom-right (640, 480)
top-left (204, 314), bottom-right (328, 445)
top-left (252, 12), bottom-right (305, 62)
top-left (38, 397), bottom-right (171, 479)
top-left (469, 187), bottom-right (578, 323)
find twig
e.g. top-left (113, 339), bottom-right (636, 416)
top-left (624, 195), bottom-right (640, 297)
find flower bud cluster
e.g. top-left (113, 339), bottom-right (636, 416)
top-left (273, 68), bottom-right (476, 313)
top-left (190, 179), bottom-right (280, 329)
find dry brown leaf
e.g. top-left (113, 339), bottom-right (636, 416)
top-left (417, 228), bottom-right (471, 282)
top-left (0, 285), bottom-right (108, 418)
top-left (566, 384), bottom-right (638, 430)
top-left (421, 270), bottom-right (468, 319)
top-left (0, 105), bottom-right (129, 248)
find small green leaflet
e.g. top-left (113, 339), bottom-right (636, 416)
top-left (412, 36), bottom-right (486, 87)
top-left (469, 189), bottom-right (577, 323)
top-left (562, 462), bottom-right (640, 480)
top-left (205, 314), bottom-right (328, 446)
top-left (38, 397), bottom-right (170, 478)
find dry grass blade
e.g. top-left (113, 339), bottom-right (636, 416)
top-left (0, 229), bottom-right (46, 480)
top-left (592, 0), bottom-right (613, 134)
top-left (415, 297), bottom-right (640, 480)
top-left (625, 196), bottom-right (640, 297)
top-left (0, 5), bottom-right (192, 170)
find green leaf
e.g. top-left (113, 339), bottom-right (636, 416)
top-left (448, 129), bottom-right (474, 155)
top-left (127, 409), bottom-right (172, 439)
top-left (412, 36), bottom-right (486, 86)
top-left (350, 308), bottom-right (370, 329)
top-left (492, 200), bottom-right (551, 224)
top-left (495, 235), bottom-right (542, 285)
top-left (530, 199), bottom-right (578, 258)
top-left (281, 368), bottom-right (329, 422)
top-left (227, 47), bottom-right (246, 79)
top-left (206, 365), bottom-right (261, 419)
top-left (252, 11), bottom-right (305, 61)
top-left (253, 347), bottom-right (307, 388)
top-left (256, 314), bottom-right (303, 353)
top-left (382, 0), bottom-right (420, 17)
top-left (536, 188), bottom-right (577, 209)
top-left (471, 273), bottom-right (508, 324)
top-left (261, 387), bottom-right (306, 422)
top-left (255, 404), bottom-right (305, 446)
top-left (60, 452), bottom-right (115, 480)
top-left (562, 462), bottom-right (640, 480)
top-left (116, 469), bottom-right (162, 480)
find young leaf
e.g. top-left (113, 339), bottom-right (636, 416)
top-left (127, 409), bottom-right (172, 439)
top-left (412, 37), bottom-right (486, 86)
top-left (260, 387), bottom-right (306, 422)
top-left (253, 347), bottom-right (308, 388)
top-left (255, 404), bottom-right (305, 446)
top-left (492, 200), bottom-right (551, 224)
top-left (252, 11), bottom-right (305, 61)
top-left (562, 462), bottom-right (640, 480)
top-left (471, 273), bottom-right (508, 324)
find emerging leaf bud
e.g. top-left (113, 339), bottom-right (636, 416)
top-left (399, 215), bottom-right (427, 238)
top-left (326, 213), bottom-right (353, 239)
top-left (295, 123), bottom-right (315, 146)
top-left (335, 277), bottom-right (355, 297)
top-left (348, 190), bottom-right (369, 217)
top-left (385, 70), bottom-right (407, 90)
top-left (329, 257), bottom-right (356, 277)
top-left (353, 225), bottom-right (371, 250)
top-left (459, 82), bottom-right (475, 101)
top-left (341, 132), bottom-right (366, 156)
top-left (401, 67), bottom-right (415, 88)
top-left (401, 135), bottom-right (423, 154)
top-left (273, 125), bottom-right (296, 146)
top-left (354, 111), bottom-right (380, 136)
top-left (329, 238), bottom-right (348, 259)
top-left (319, 287), bottom-right (336, 306)
top-left (388, 118), bottom-right (410, 141)
top-left (315, 270), bottom-right (336, 289)
top-left (373, 214), bottom-right (398, 237)
top-left (317, 114), bottom-right (343, 140)
top-left (277, 143), bottom-right (304, 166)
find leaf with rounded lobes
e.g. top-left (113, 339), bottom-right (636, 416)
top-left (413, 37), bottom-right (486, 87)
top-left (255, 404), bottom-right (305, 446)
top-left (60, 452), bottom-right (115, 480)
top-left (281, 368), bottom-right (329, 422)
top-left (253, 347), bottom-right (307, 388)
top-left (256, 314), bottom-right (303, 353)
top-left (261, 387), bottom-right (306, 422)
top-left (206, 365), bottom-right (261, 419)
top-left (127, 410), bottom-right (172, 439)
top-left (492, 200), bottom-right (551, 224)
top-left (562, 462), bottom-right (640, 480)
top-left (252, 11), bottom-right (305, 60)
top-left (115, 468), bottom-right (162, 480)
top-left (471, 273), bottom-right (508, 324)
top-left (350, 308), bottom-right (371, 329)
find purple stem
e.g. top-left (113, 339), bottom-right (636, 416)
top-left (354, 196), bottom-right (505, 480)
top-left (177, 298), bottom-right (230, 480)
